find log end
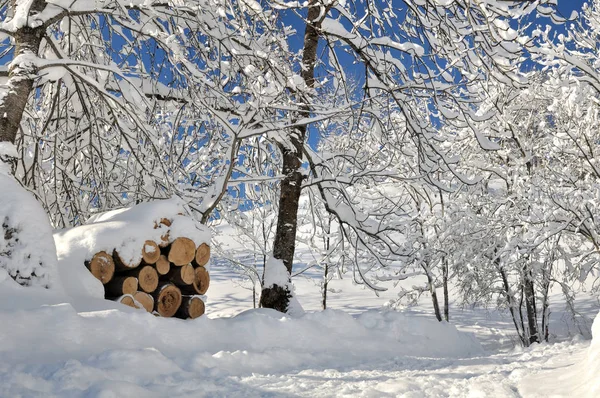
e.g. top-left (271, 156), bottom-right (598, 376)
top-left (154, 283), bottom-right (182, 317)
top-left (194, 243), bottom-right (210, 267)
top-left (168, 237), bottom-right (196, 266)
top-left (142, 240), bottom-right (161, 264)
top-left (86, 251), bottom-right (115, 284)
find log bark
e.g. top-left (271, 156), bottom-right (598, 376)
top-left (180, 266), bottom-right (210, 295)
top-left (153, 282), bottom-right (182, 317)
top-left (113, 249), bottom-right (141, 271)
top-left (194, 243), bottom-right (210, 267)
top-left (133, 291), bottom-right (154, 313)
top-left (141, 240), bottom-right (160, 264)
top-left (105, 276), bottom-right (138, 296)
top-left (85, 251), bottom-right (115, 284)
top-left (167, 237), bottom-right (196, 265)
top-left (155, 254), bottom-right (170, 275)
top-left (164, 263), bottom-right (195, 285)
top-left (123, 265), bottom-right (159, 293)
top-left (176, 296), bottom-right (205, 319)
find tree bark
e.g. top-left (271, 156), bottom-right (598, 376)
top-left (499, 264), bottom-right (527, 346)
top-left (425, 269), bottom-right (442, 322)
top-left (523, 264), bottom-right (540, 345)
top-left (260, 0), bottom-right (324, 312)
top-left (442, 256), bottom-right (449, 322)
top-left (0, 0), bottom-right (46, 149)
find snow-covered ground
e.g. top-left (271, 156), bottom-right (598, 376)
top-left (0, 218), bottom-right (598, 397)
top-left (0, 257), bottom-right (598, 397)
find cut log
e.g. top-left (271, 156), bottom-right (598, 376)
top-left (113, 249), bottom-right (141, 271)
top-left (118, 295), bottom-right (137, 308)
top-left (159, 232), bottom-right (170, 248)
top-left (155, 254), bottom-right (170, 275)
top-left (142, 240), bottom-right (160, 264)
top-left (85, 251), bottom-right (115, 284)
top-left (153, 218), bottom-right (172, 248)
top-left (133, 291), bottom-right (154, 313)
top-left (164, 263), bottom-right (195, 285)
top-left (105, 276), bottom-right (138, 296)
top-left (153, 217), bottom-right (172, 228)
top-left (180, 266), bottom-right (210, 295)
top-left (176, 296), bottom-right (205, 319)
top-left (194, 243), bottom-right (210, 267)
top-left (153, 282), bottom-right (182, 317)
top-left (167, 237), bottom-right (196, 266)
top-left (123, 265), bottom-right (159, 293)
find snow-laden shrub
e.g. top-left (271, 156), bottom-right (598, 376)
top-left (0, 173), bottom-right (59, 289)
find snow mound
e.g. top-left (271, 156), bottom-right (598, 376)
top-left (54, 198), bottom-right (210, 298)
top-left (0, 174), bottom-right (60, 289)
top-left (583, 311), bottom-right (600, 396)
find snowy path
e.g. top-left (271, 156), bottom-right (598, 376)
top-left (236, 341), bottom-right (587, 398)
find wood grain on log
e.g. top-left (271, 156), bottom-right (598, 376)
top-left (167, 237), bottom-right (196, 266)
top-left (155, 254), bottom-right (170, 275)
top-left (153, 282), bottom-right (182, 317)
top-left (124, 265), bottom-right (159, 293)
top-left (164, 263), bottom-right (195, 285)
top-left (194, 243), bottom-right (210, 267)
top-left (105, 276), bottom-right (138, 296)
top-left (176, 296), bottom-right (205, 319)
top-left (180, 266), bottom-right (210, 295)
top-left (118, 295), bottom-right (137, 308)
top-left (85, 251), bottom-right (115, 284)
top-left (141, 240), bottom-right (160, 264)
top-left (133, 291), bottom-right (154, 312)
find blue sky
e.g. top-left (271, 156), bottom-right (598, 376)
top-left (558, 0), bottom-right (587, 16)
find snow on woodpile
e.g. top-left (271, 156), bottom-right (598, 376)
top-left (54, 198), bottom-right (211, 307)
top-left (0, 173), bottom-right (60, 289)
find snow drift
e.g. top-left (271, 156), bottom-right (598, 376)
top-left (0, 271), bottom-right (482, 396)
top-left (581, 311), bottom-right (600, 396)
top-left (0, 173), bottom-right (60, 289)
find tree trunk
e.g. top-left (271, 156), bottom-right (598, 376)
top-left (499, 265), bottom-right (527, 346)
top-left (523, 264), bottom-right (540, 345)
top-left (442, 256), bottom-right (449, 322)
top-left (260, 0), bottom-right (323, 312)
top-left (0, 0), bottom-right (46, 147)
top-left (426, 269), bottom-right (442, 322)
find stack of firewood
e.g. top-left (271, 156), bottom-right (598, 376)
top-left (84, 221), bottom-right (210, 319)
